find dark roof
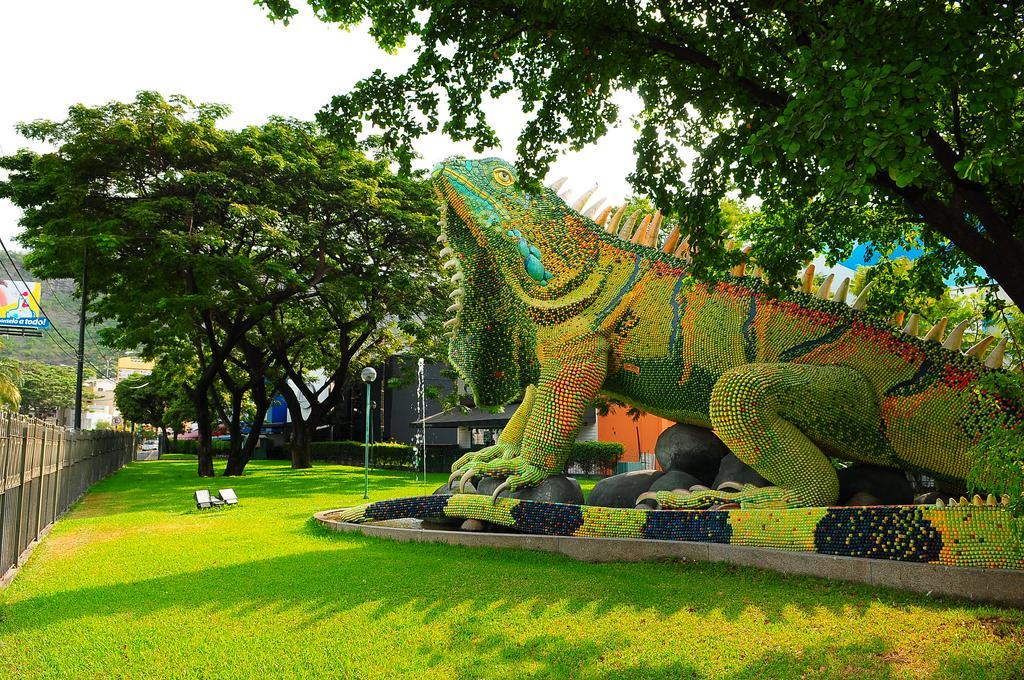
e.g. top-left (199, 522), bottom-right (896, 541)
top-left (412, 403), bottom-right (520, 429)
top-left (413, 403), bottom-right (596, 429)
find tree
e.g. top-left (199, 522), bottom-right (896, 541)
top-left (0, 94), bottom-right (371, 476)
top-left (0, 344), bottom-right (20, 410)
top-left (17, 361), bottom-right (76, 418)
top-left (114, 374), bottom-right (164, 431)
top-left (1, 92), bottom-right (444, 475)
top-left (259, 169), bottom-right (442, 468)
top-left (258, 1), bottom-right (1024, 307)
top-left (113, 368), bottom-right (187, 437)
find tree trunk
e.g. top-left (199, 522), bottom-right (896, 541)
top-left (195, 390), bottom-right (215, 477)
top-left (224, 450), bottom-right (248, 476)
top-left (225, 383), bottom-right (270, 477)
top-left (291, 421), bottom-right (313, 469)
top-left (223, 390), bottom-right (246, 476)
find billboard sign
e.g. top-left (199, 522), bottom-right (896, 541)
top-left (0, 280), bottom-right (51, 329)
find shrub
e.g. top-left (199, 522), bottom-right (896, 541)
top-left (310, 440), bottom-right (416, 469)
top-left (566, 441), bottom-right (624, 475)
top-left (967, 373), bottom-right (1024, 529)
top-left (164, 439), bottom-right (231, 456)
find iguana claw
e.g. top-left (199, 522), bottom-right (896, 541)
top-left (459, 468), bottom-right (476, 493)
top-left (491, 480), bottom-right (511, 501)
top-left (635, 491), bottom-right (659, 509)
top-left (655, 484), bottom-right (796, 509)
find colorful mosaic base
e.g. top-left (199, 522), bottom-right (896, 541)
top-left (331, 495), bottom-right (1022, 570)
top-left (430, 156), bottom-right (1023, 510)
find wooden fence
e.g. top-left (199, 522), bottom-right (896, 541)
top-left (0, 411), bottom-right (132, 584)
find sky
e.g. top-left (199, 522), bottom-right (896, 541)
top-left (0, 0), bottom-right (645, 245)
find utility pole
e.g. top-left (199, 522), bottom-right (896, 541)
top-left (73, 243), bottom-right (87, 430)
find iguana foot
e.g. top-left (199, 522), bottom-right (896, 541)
top-left (448, 442), bottom-right (520, 489)
top-left (636, 484), bottom-right (802, 510)
top-left (454, 455), bottom-right (549, 500)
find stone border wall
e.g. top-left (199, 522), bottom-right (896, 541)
top-left (315, 510), bottom-right (1024, 608)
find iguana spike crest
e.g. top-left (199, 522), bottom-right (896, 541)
top-left (832, 277), bottom-right (850, 303)
top-left (572, 186), bottom-right (597, 212)
top-left (630, 213), bottom-right (653, 243)
top-left (662, 223), bottom-right (682, 254)
top-left (606, 205), bottom-right (626, 234)
top-left (618, 212), bottom-right (639, 239)
top-left (815, 273), bottom-right (834, 299)
top-left (942, 319), bottom-right (971, 350)
top-left (800, 264), bottom-right (815, 293)
top-left (923, 317), bottom-right (949, 343)
top-left (851, 280), bottom-right (873, 310)
top-left (903, 312), bottom-right (921, 336)
top-left (985, 337), bottom-right (1008, 368)
top-left (966, 335), bottom-right (996, 358)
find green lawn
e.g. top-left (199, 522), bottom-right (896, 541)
top-left (1, 460), bottom-right (1022, 679)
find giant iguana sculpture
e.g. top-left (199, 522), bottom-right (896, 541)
top-left (429, 156), bottom-right (1020, 511)
top-left (332, 156), bottom-right (1023, 570)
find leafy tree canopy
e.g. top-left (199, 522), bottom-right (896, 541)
top-left (17, 360), bottom-right (76, 417)
top-left (258, 1), bottom-right (1024, 307)
top-left (0, 91), bottom-right (443, 474)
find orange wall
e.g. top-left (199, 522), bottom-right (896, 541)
top-left (597, 407), bottom-right (674, 466)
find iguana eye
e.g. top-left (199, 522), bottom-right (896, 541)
top-left (493, 168), bottom-right (515, 186)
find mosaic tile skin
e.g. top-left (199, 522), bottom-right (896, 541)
top-left (406, 156), bottom-right (1023, 563)
top-left (336, 495), bottom-right (1022, 570)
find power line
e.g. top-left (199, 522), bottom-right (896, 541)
top-left (0, 251), bottom-right (79, 366)
top-left (0, 238), bottom-right (80, 354)
top-left (40, 280), bottom-right (116, 368)
top-left (0, 255), bottom-right (79, 365)
top-left (0, 237), bottom-right (110, 378)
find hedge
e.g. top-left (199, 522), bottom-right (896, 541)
top-left (566, 441), bottom-right (624, 475)
top-left (310, 440), bottom-right (416, 469)
top-left (164, 437), bottom-right (623, 474)
top-left (165, 439), bottom-right (232, 455)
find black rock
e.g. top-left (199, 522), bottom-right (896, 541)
top-left (586, 469), bottom-right (664, 508)
top-left (836, 465), bottom-right (914, 505)
top-left (712, 453), bottom-right (770, 490)
top-left (654, 424), bottom-right (731, 485)
top-left (844, 491), bottom-right (883, 507)
top-left (432, 481), bottom-right (476, 496)
top-left (513, 475), bottom-right (584, 505)
top-left (475, 476), bottom-right (510, 498)
top-left (648, 469), bottom-right (704, 493)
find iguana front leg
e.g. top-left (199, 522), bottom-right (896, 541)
top-left (639, 363), bottom-right (883, 510)
top-left (455, 335), bottom-right (608, 499)
top-left (447, 384), bottom-right (537, 487)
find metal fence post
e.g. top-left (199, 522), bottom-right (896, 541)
top-left (0, 413), bottom-right (9, 569)
top-left (11, 420), bottom-right (28, 568)
top-left (35, 425), bottom-right (47, 540)
top-left (52, 429), bottom-right (63, 522)
top-left (0, 413), bottom-right (133, 583)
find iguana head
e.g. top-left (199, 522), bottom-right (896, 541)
top-left (431, 157), bottom-right (596, 293)
top-left (432, 156), bottom-right (598, 407)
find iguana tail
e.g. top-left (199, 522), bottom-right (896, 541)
top-left (327, 494), bottom-right (1022, 570)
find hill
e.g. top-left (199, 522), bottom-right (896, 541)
top-left (0, 249), bottom-right (119, 375)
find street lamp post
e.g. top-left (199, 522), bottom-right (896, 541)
top-left (360, 367), bottom-right (377, 499)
